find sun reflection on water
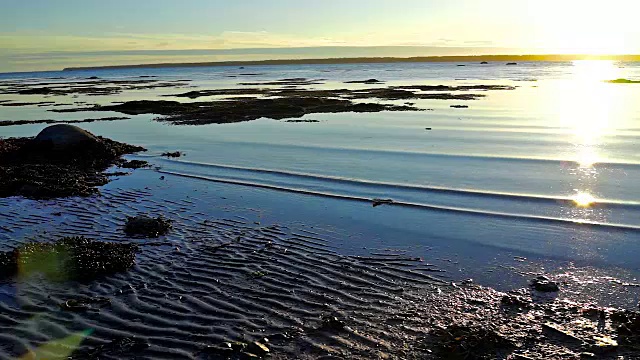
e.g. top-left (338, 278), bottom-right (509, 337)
top-left (572, 192), bottom-right (596, 207)
top-left (557, 61), bottom-right (621, 216)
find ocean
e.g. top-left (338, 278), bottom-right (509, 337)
top-left (1, 61), bottom-right (640, 357)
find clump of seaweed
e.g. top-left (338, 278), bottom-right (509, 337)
top-left (0, 237), bottom-right (138, 281)
top-left (124, 216), bottom-right (172, 238)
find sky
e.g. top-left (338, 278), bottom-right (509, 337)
top-left (0, 0), bottom-right (639, 72)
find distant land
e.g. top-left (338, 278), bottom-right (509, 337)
top-left (63, 54), bottom-right (640, 71)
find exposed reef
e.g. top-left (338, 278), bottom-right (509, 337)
top-left (0, 125), bottom-right (146, 199)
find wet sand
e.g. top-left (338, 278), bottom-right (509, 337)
top-left (0, 170), bottom-right (639, 359)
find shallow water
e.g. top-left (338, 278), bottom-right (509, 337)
top-left (2, 60), bottom-right (640, 306)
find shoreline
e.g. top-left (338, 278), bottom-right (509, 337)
top-left (61, 54), bottom-right (640, 72)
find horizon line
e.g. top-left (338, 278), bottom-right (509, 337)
top-left (60, 54), bottom-right (640, 72)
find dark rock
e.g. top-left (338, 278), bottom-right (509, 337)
top-left (530, 276), bottom-right (560, 292)
top-left (161, 151), bottom-right (183, 158)
top-left (372, 198), bottom-right (394, 207)
top-left (506, 62), bottom-right (518, 65)
top-left (0, 237), bottom-right (138, 281)
top-left (481, 61), bottom-right (489, 64)
top-left (0, 132), bottom-right (145, 199)
top-left (450, 105), bottom-right (469, 109)
top-left (124, 216), bottom-right (172, 238)
top-left (34, 124), bottom-right (98, 148)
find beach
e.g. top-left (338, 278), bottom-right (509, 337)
top-left (1, 60), bottom-right (640, 359)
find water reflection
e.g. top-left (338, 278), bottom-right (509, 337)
top-left (572, 192), bottom-right (596, 207)
top-left (562, 61), bottom-right (620, 218)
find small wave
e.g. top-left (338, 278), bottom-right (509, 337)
top-left (162, 159), bottom-right (640, 209)
top-left (158, 169), bottom-right (640, 233)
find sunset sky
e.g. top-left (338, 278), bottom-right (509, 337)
top-left (1, 0), bottom-right (639, 72)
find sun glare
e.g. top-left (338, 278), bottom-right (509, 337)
top-left (548, 60), bottom-right (625, 167)
top-left (572, 192), bottom-right (596, 207)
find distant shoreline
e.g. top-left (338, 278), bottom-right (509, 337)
top-left (63, 54), bottom-right (640, 71)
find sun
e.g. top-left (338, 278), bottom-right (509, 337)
top-left (572, 192), bottom-right (596, 207)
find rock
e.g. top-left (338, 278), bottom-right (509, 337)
top-left (372, 198), bottom-right (394, 207)
top-left (161, 151), bottom-right (183, 158)
top-left (530, 276), bottom-right (560, 292)
top-left (506, 62), bottom-right (518, 65)
top-left (34, 124), bottom-right (98, 148)
top-left (450, 105), bottom-right (469, 109)
top-left (480, 61), bottom-right (489, 64)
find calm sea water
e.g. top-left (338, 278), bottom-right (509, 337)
top-left (2, 61), bottom-right (640, 301)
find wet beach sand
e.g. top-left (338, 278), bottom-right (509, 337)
top-left (2, 61), bottom-right (640, 359)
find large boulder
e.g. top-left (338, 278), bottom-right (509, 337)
top-left (34, 124), bottom-right (98, 148)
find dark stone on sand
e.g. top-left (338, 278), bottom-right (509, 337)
top-left (0, 130), bottom-right (146, 199)
top-left (530, 276), bottom-right (560, 292)
top-left (124, 215), bottom-right (172, 238)
top-left (0, 237), bottom-right (138, 281)
top-left (87, 76), bottom-right (100, 79)
top-left (451, 105), bottom-right (469, 109)
top-left (506, 62), bottom-right (518, 65)
top-left (34, 124), bottom-right (98, 148)
top-left (481, 61), bottom-right (489, 64)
